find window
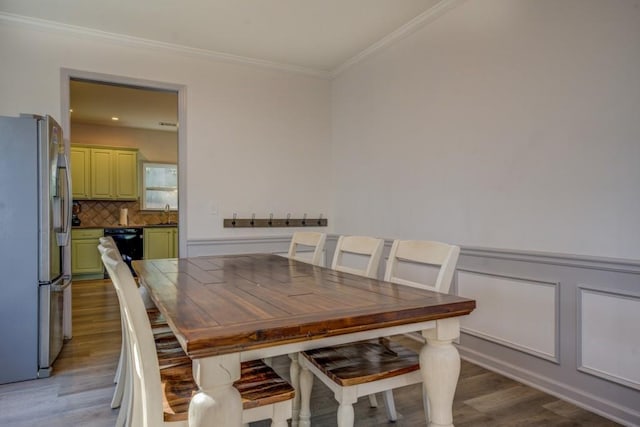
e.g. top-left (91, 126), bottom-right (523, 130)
top-left (141, 162), bottom-right (178, 210)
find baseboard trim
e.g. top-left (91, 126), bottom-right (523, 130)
top-left (458, 345), bottom-right (640, 427)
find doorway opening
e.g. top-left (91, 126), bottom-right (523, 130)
top-left (69, 78), bottom-right (179, 223)
top-left (61, 69), bottom-right (185, 243)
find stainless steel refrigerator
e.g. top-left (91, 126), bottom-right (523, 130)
top-left (0, 114), bottom-right (72, 384)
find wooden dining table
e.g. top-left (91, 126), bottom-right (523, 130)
top-left (133, 253), bottom-right (475, 427)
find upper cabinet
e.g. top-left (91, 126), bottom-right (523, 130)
top-left (71, 145), bottom-right (138, 200)
top-left (90, 147), bottom-right (113, 199)
top-left (70, 147), bottom-right (91, 199)
top-left (113, 150), bottom-right (138, 199)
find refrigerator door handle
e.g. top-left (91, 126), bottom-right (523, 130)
top-left (51, 279), bottom-right (72, 292)
top-left (57, 151), bottom-right (72, 247)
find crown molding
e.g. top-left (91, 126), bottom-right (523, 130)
top-left (1, 1), bottom-right (465, 81)
top-left (330, 0), bottom-right (467, 77)
top-left (0, 12), bottom-right (331, 79)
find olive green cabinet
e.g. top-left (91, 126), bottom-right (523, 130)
top-left (70, 147), bottom-right (91, 199)
top-left (113, 150), bottom-right (138, 199)
top-left (71, 145), bottom-right (138, 200)
top-left (143, 227), bottom-right (178, 260)
top-left (71, 228), bottom-right (104, 279)
top-left (90, 148), bottom-right (113, 199)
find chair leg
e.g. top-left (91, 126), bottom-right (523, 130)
top-left (382, 389), bottom-right (397, 422)
top-left (289, 353), bottom-right (301, 427)
top-left (367, 393), bottom-right (378, 408)
top-left (116, 366), bottom-right (132, 427)
top-left (113, 344), bottom-right (123, 384)
top-left (298, 364), bottom-right (314, 427)
top-left (111, 325), bottom-right (127, 408)
top-left (270, 400), bottom-right (291, 427)
top-left (110, 366), bottom-right (125, 409)
top-left (422, 384), bottom-right (430, 424)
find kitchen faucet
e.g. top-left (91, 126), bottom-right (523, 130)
top-left (163, 204), bottom-right (171, 224)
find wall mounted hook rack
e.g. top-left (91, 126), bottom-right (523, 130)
top-left (224, 214), bottom-right (327, 228)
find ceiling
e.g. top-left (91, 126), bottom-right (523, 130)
top-left (3, 0), bottom-right (447, 131)
top-left (0, 0), bottom-right (442, 73)
top-left (70, 80), bottom-right (178, 132)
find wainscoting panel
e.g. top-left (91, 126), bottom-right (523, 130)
top-left (578, 287), bottom-right (640, 390)
top-left (457, 247), bottom-right (640, 426)
top-left (458, 270), bottom-right (558, 361)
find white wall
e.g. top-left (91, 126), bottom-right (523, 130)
top-left (331, 0), bottom-right (640, 259)
top-left (0, 19), bottom-right (332, 241)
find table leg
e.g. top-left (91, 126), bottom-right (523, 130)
top-left (299, 362), bottom-right (314, 427)
top-left (189, 354), bottom-right (243, 427)
top-left (289, 353), bottom-right (301, 427)
top-left (420, 318), bottom-right (461, 427)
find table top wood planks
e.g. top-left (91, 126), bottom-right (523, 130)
top-left (133, 253), bottom-right (475, 358)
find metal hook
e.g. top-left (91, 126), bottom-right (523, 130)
top-left (286, 213), bottom-right (291, 226)
top-left (302, 213), bottom-right (307, 226)
top-left (317, 213), bottom-right (323, 226)
top-left (250, 213), bottom-right (255, 226)
top-left (268, 213), bottom-right (273, 226)
top-left (232, 212), bottom-right (237, 227)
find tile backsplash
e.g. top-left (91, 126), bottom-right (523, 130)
top-left (74, 200), bottom-right (177, 227)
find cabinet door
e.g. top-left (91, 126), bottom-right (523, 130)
top-left (114, 150), bottom-right (138, 200)
top-left (144, 228), bottom-right (173, 260)
top-left (90, 148), bottom-right (114, 199)
top-left (70, 147), bottom-right (91, 199)
top-left (71, 238), bottom-right (103, 274)
top-left (172, 228), bottom-right (179, 258)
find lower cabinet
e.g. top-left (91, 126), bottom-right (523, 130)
top-left (71, 228), bottom-right (104, 279)
top-left (143, 227), bottom-right (178, 259)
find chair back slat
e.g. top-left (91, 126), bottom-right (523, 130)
top-left (331, 235), bottom-right (384, 279)
top-left (287, 232), bottom-right (327, 266)
top-left (384, 240), bottom-right (460, 293)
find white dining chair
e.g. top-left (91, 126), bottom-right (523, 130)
top-left (287, 231), bottom-right (326, 266)
top-left (331, 235), bottom-right (384, 279)
top-left (298, 239), bottom-right (460, 427)
top-left (99, 243), bottom-right (189, 427)
top-left (331, 235), bottom-right (391, 413)
top-left (100, 248), bottom-right (296, 427)
top-left (99, 237), bottom-right (128, 409)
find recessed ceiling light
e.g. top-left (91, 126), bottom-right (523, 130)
top-left (111, 117), bottom-right (119, 121)
top-left (69, 109), bottom-right (73, 113)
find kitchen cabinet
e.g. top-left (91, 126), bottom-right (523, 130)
top-left (113, 150), bottom-right (138, 199)
top-left (71, 145), bottom-right (138, 200)
top-left (90, 148), bottom-right (113, 199)
top-left (70, 147), bottom-right (91, 199)
top-left (71, 228), bottom-right (104, 279)
top-left (144, 227), bottom-right (178, 259)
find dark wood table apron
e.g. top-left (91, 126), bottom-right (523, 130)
top-left (133, 254), bottom-right (475, 427)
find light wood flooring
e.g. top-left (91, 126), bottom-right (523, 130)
top-left (0, 279), bottom-right (620, 426)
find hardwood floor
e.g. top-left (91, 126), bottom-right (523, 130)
top-left (0, 279), bottom-right (619, 426)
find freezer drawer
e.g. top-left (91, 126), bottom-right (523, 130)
top-left (38, 276), bottom-right (68, 377)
